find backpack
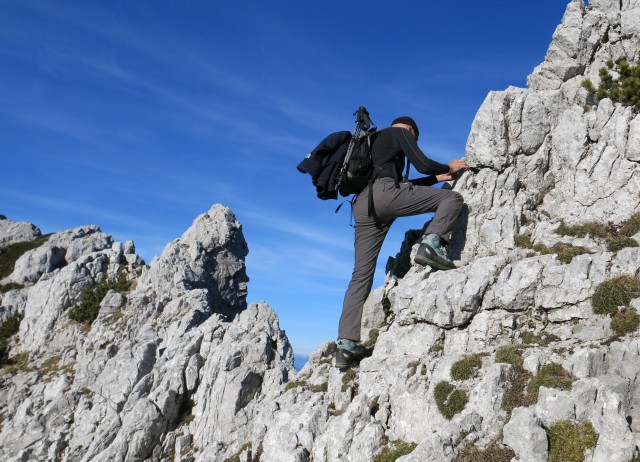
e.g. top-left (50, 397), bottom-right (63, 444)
top-left (297, 106), bottom-right (380, 201)
top-left (336, 106), bottom-right (381, 197)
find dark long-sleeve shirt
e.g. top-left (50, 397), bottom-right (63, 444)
top-left (372, 127), bottom-right (450, 185)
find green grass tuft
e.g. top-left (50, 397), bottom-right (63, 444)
top-left (501, 367), bottom-right (535, 413)
top-left (342, 368), bottom-right (358, 392)
top-left (450, 354), bottom-right (482, 381)
top-left (547, 420), bottom-right (598, 462)
top-left (607, 236), bottom-right (639, 252)
top-left (455, 440), bottom-right (515, 462)
top-left (363, 328), bottom-right (380, 347)
top-left (514, 235), bottom-right (590, 263)
top-left (495, 345), bottom-right (524, 369)
top-left (0, 234), bottom-right (52, 279)
top-left (520, 331), bottom-right (560, 346)
top-left (407, 360), bottom-right (421, 376)
top-left (0, 282), bottom-right (24, 294)
top-left (498, 351), bottom-right (574, 413)
top-left (514, 234), bottom-right (534, 249)
top-left (223, 442), bottom-right (252, 462)
top-left (611, 308), bottom-right (640, 335)
top-left (434, 381), bottom-right (468, 420)
top-left (619, 213), bottom-right (640, 237)
top-left (548, 243), bottom-right (591, 264)
top-left (373, 440), bottom-right (417, 462)
top-left (430, 341), bottom-right (444, 353)
top-left (592, 275), bottom-right (640, 315)
top-left (284, 379), bottom-right (327, 393)
top-left (551, 213), bottom-right (640, 254)
top-left (527, 363), bottom-right (575, 399)
top-left (556, 221), bottom-right (610, 239)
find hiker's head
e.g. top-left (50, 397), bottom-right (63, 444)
top-left (392, 116), bottom-right (419, 140)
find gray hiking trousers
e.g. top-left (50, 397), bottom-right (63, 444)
top-left (338, 178), bottom-right (464, 341)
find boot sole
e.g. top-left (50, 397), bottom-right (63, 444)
top-left (335, 349), bottom-right (366, 368)
top-left (414, 253), bottom-right (456, 270)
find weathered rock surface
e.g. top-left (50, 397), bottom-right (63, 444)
top-left (0, 215), bottom-right (41, 245)
top-left (0, 206), bottom-right (294, 462)
top-left (2, 1), bottom-right (640, 461)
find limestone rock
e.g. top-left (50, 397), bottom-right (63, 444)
top-left (0, 216), bottom-right (41, 245)
top-left (3, 2), bottom-right (640, 461)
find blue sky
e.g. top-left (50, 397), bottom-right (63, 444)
top-left (1, 1), bottom-right (570, 355)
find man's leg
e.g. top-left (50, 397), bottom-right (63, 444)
top-left (373, 181), bottom-right (464, 269)
top-left (338, 197), bottom-right (390, 341)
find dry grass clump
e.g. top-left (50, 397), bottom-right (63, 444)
top-left (547, 420), bottom-right (598, 462)
top-left (455, 440), bottom-right (515, 462)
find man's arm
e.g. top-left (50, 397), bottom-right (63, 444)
top-left (394, 128), bottom-right (450, 175)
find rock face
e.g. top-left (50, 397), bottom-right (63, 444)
top-left (1, 1), bottom-right (640, 461)
top-left (0, 206), bottom-right (294, 462)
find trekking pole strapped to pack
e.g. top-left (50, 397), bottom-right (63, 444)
top-left (335, 107), bottom-right (378, 197)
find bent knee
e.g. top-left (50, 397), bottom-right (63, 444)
top-left (447, 191), bottom-right (464, 206)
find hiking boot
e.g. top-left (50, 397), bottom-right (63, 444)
top-left (414, 233), bottom-right (456, 270)
top-left (335, 338), bottom-right (366, 368)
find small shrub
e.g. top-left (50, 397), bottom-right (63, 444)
top-left (527, 363), bottom-right (575, 400)
top-left (607, 236), bottom-right (639, 252)
top-left (434, 381), bottom-right (468, 420)
top-left (373, 440), bottom-right (417, 462)
top-left (0, 234), bottom-right (52, 279)
top-left (592, 275), bottom-right (640, 315)
top-left (583, 60), bottom-right (640, 111)
top-left (547, 420), bottom-right (598, 462)
top-left (451, 354), bottom-right (482, 381)
top-left (495, 345), bottom-right (524, 369)
top-left (68, 269), bottom-right (131, 326)
top-left (611, 308), bottom-right (640, 335)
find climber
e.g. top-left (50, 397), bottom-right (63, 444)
top-left (335, 116), bottom-right (468, 369)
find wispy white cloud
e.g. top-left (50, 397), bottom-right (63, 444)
top-left (4, 191), bottom-right (155, 231)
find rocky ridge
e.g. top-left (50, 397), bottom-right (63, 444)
top-left (1, 0), bottom-right (640, 461)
